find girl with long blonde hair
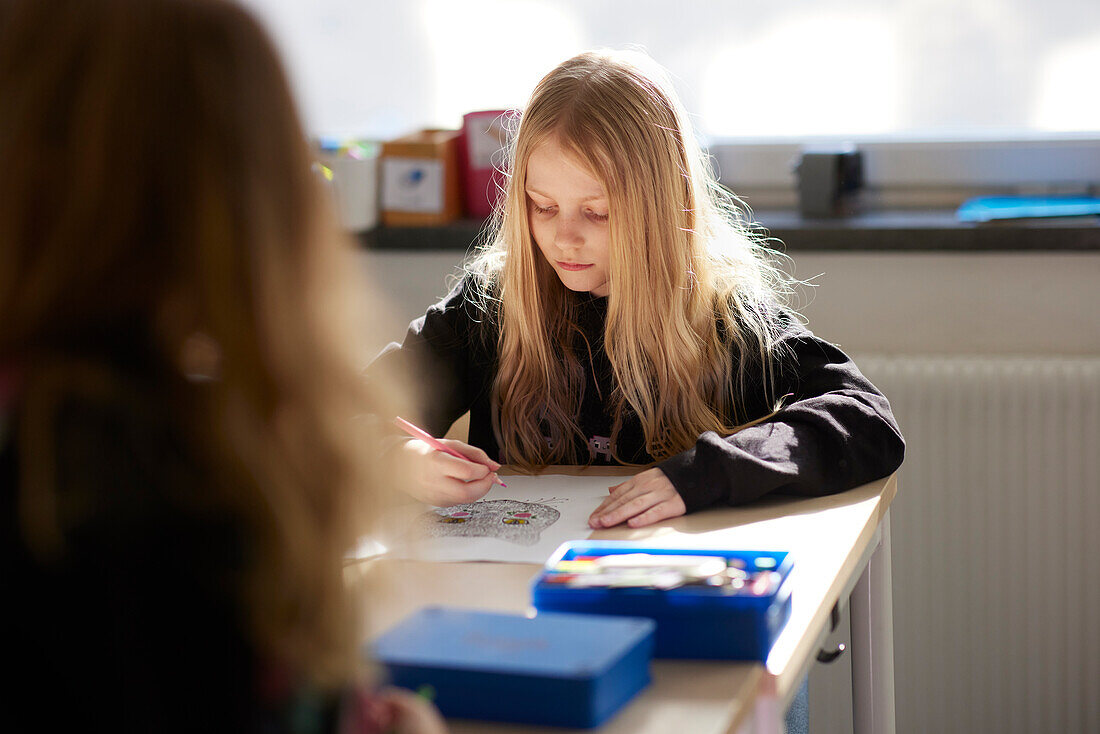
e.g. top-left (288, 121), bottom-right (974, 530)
top-left (379, 50), bottom-right (903, 528)
top-left (0, 0), bottom-right (443, 731)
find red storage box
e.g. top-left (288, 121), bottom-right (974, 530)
top-left (460, 110), bottom-right (512, 220)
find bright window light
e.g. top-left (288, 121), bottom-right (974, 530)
top-left (700, 14), bottom-right (899, 138)
top-left (1033, 31), bottom-right (1100, 132)
top-left (419, 0), bottom-right (582, 126)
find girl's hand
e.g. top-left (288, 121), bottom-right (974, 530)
top-left (395, 438), bottom-right (502, 506)
top-left (587, 467), bottom-right (686, 529)
top-left (357, 686), bottom-right (449, 734)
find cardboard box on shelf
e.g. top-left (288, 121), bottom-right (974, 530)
top-left (380, 129), bottom-right (463, 227)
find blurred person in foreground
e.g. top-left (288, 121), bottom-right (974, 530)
top-left (0, 0), bottom-right (444, 731)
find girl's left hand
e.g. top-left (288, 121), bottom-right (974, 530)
top-left (587, 468), bottom-right (686, 529)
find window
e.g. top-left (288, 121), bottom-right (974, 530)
top-left (244, 0), bottom-right (1100, 201)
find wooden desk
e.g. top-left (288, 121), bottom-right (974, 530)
top-left (354, 467), bottom-right (897, 734)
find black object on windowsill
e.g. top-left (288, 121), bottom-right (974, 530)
top-left (795, 147), bottom-right (864, 218)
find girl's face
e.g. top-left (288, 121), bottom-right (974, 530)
top-left (525, 138), bottom-right (611, 297)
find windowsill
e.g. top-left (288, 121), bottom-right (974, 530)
top-left (357, 210), bottom-right (1100, 252)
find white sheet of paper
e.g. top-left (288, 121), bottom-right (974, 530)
top-left (382, 473), bottom-right (613, 564)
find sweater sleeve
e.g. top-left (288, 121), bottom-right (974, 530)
top-left (658, 325), bottom-right (905, 512)
top-left (366, 278), bottom-right (490, 439)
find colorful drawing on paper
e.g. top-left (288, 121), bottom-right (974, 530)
top-left (388, 475), bottom-right (611, 563)
top-left (418, 498), bottom-right (565, 546)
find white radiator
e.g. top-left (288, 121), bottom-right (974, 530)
top-left (856, 356), bottom-right (1100, 734)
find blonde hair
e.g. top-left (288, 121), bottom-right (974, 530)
top-left (469, 49), bottom-right (794, 469)
top-left (0, 0), bottom-right (403, 686)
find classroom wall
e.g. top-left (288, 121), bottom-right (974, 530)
top-left (360, 250), bottom-right (468, 356)
top-left (790, 252), bottom-right (1100, 357)
top-left (361, 250), bottom-right (1100, 358)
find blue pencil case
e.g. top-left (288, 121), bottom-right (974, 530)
top-left (371, 606), bottom-right (655, 728)
top-left (531, 541), bottom-right (794, 661)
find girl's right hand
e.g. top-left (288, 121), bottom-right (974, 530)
top-left (395, 438), bottom-right (502, 506)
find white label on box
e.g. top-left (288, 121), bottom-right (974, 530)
top-left (382, 157), bottom-right (444, 214)
top-left (467, 114), bottom-right (508, 170)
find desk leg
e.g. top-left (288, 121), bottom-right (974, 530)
top-left (850, 510), bottom-right (895, 734)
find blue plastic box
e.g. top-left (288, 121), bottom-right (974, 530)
top-left (532, 541), bottom-right (794, 661)
top-left (372, 606), bottom-right (655, 728)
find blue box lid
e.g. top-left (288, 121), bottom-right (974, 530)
top-left (531, 541), bottom-right (795, 661)
top-left (373, 606), bottom-right (655, 679)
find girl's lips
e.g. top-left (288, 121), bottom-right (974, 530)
top-left (557, 261), bottom-right (593, 272)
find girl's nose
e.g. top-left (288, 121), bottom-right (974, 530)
top-left (555, 217), bottom-right (584, 249)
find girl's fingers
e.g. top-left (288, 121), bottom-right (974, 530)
top-left (398, 437), bottom-right (500, 506)
top-left (459, 473), bottom-right (498, 502)
top-left (433, 450), bottom-right (491, 482)
top-left (588, 500), bottom-right (616, 527)
top-left (588, 482), bottom-right (640, 527)
top-left (441, 439), bottom-right (501, 470)
top-left (591, 489), bottom-right (658, 528)
top-left (441, 473), bottom-right (497, 504)
top-left (594, 484), bottom-right (638, 515)
top-left (589, 469), bottom-right (682, 528)
top-left (593, 488), bottom-right (640, 519)
top-left (626, 496), bottom-right (687, 528)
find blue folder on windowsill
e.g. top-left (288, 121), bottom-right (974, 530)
top-left (956, 196), bottom-right (1100, 222)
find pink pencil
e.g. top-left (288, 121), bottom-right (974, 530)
top-left (393, 416), bottom-right (506, 487)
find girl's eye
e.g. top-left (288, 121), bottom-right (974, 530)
top-left (532, 204), bottom-right (556, 216)
top-left (587, 211), bottom-right (609, 223)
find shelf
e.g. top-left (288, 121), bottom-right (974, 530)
top-left (358, 210), bottom-right (1100, 253)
